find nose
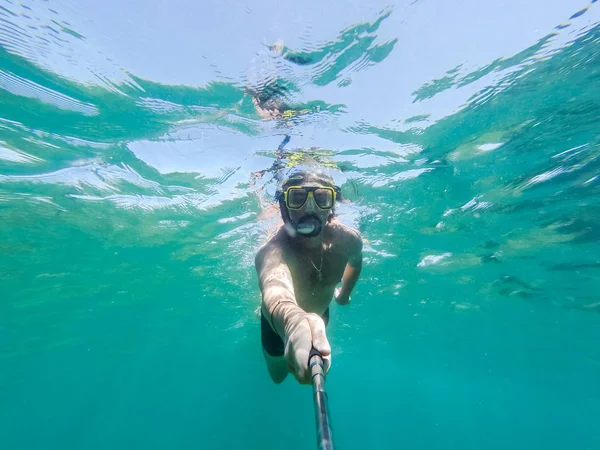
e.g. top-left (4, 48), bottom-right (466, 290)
top-left (304, 192), bottom-right (317, 212)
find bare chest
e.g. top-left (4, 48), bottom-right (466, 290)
top-left (285, 246), bottom-right (348, 313)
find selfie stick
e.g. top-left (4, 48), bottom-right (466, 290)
top-left (309, 348), bottom-right (335, 450)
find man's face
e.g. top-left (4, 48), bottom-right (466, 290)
top-left (286, 183), bottom-right (332, 237)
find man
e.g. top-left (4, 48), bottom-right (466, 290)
top-left (255, 169), bottom-right (363, 384)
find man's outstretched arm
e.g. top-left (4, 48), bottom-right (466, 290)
top-left (256, 243), bottom-right (303, 339)
top-left (255, 243), bottom-right (331, 383)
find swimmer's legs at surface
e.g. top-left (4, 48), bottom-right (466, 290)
top-left (263, 348), bottom-right (289, 384)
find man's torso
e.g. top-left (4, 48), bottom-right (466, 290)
top-left (263, 219), bottom-right (359, 315)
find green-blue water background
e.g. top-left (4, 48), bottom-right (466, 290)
top-left (1, 1), bottom-right (600, 449)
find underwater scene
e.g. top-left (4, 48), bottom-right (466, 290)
top-left (1, 0), bottom-right (600, 449)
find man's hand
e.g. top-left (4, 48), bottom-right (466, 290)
top-left (334, 287), bottom-right (351, 305)
top-left (284, 313), bottom-right (331, 384)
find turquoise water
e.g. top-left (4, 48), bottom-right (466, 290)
top-left (1, 1), bottom-right (600, 449)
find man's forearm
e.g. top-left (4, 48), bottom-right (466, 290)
top-left (261, 286), bottom-right (304, 340)
top-left (337, 263), bottom-right (361, 304)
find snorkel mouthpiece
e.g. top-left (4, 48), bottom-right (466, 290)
top-left (295, 216), bottom-right (322, 237)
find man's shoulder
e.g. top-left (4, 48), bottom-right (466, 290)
top-left (329, 219), bottom-right (362, 242)
top-left (256, 227), bottom-right (287, 259)
top-left (328, 219), bottom-right (363, 256)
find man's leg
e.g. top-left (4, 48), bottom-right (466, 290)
top-left (261, 313), bottom-right (289, 383)
top-left (262, 349), bottom-right (288, 384)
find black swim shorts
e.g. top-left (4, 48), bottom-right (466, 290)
top-left (261, 308), bottom-right (330, 357)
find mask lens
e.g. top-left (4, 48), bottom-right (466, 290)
top-left (287, 188), bottom-right (308, 209)
top-left (313, 188), bottom-right (334, 209)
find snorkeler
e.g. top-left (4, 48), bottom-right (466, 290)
top-left (255, 170), bottom-right (363, 384)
